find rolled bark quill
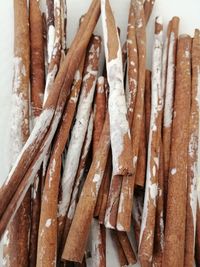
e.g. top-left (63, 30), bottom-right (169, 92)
top-left (138, 17), bottom-right (163, 265)
top-left (116, 0), bottom-right (146, 231)
top-left (62, 112), bottom-right (110, 262)
top-left (0, 0), bottom-right (101, 238)
top-left (46, 0), bottom-right (55, 65)
top-left (3, 0), bottom-right (30, 266)
top-left (101, 0), bottom-right (133, 177)
top-left (58, 35), bottom-right (101, 240)
top-left (184, 29), bottom-right (200, 267)
top-left (145, 70), bottom-right (151, 143)
top-left (60, 112), bottom-right (94, 251)
top-left (29, 1), bottom-right (45, 266)
top-left (163, 17), bottom-right (179, 212)
top-left (111, 231), bottom-right (128, 267)
top-left (162, 35), bottom-right (192, 267)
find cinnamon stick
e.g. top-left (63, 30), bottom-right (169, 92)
top-left (62, 112), bottom-right (110, 262)
top-left (116, 0), bottom-right (146, 231)
top-left (139, 17), bottom-right (163, 265)
top-left (3, 0), bottom-right (30, 266)
top-left (58, 35), bottom-right (101, 240)
top-left (184, 29), bottom-right (200, 267)
top-left (162, 34), bottom-right (192, 267)
top-left (144, 0), bottom-right (155, 24)
top-left (145, 70), bottom-right (151, 144)
top-left (101, 0), bottom-right (133, 176)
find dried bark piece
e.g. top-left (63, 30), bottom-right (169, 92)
top-left (117, 231), bottom-right (137, 265)
top-left (46, 0), bottom-right (55, 64)
top-left (101, 0), bottom-right (133, 176)
top-left (184, 29), bottom-right (200, 267)
top-left (3, 0), bottom-right (30, 266)
top-left (163, 17), bottom-right (179, 213)
top-left (139, 17), bottom-right (163, 265)
top-left (62, 112), bottom-right (110, 262)
top-left (162, 34), bottom-right (192, 267)
top-left (58, 35), bottom-right (101, 239)
top-left (0, 0), bottom-right (101, 239)
top-left (60, 0), bottom-right (67, 52)
top-left (196, 201), bottom-right (200, 265)
top-left (60, 113), bottom-right (94, 252)
top-left (116, 0), bottom-right (146, 231)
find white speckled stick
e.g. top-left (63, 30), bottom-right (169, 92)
top-left (163, 17), bottom-right (179, 212)
top-left (138, 17), bottom-right (163, 265)
top-left (162, 34), bottom-right (192, 267)
top-left (60, 112), bottom-right (94, 251)
top-left (184, 29), bottom-right (200, 267)
top-left (58, 35), bottom-right (101, 239)
top-left (62, 112), bottom-right (110, 262)
top-left (101, 0), bottom-right (133, 176)
top-left (0, 0), bottom-right (101, 239)
top-left (3, 0), bottom-right (30, 266)
top-left (116, 0), bottom-right (146, 232)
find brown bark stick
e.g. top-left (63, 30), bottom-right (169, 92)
top-left (139, 17), bottom-right (163, 265)
top-left (62, 112), bottom-right (110, 262)
top-left (184, 29), bottom-right (200, 267)
top-left (162, 34), bottom-right (192, 267)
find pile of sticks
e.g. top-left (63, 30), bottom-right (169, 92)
top-left (1, 0), bottom-right (200, 266)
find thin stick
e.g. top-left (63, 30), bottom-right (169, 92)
top-left (184, 29), bottom-right (200, 267)
top-left (111, 231), bottom-right (128, 267)
top-left (144, 0), bottom-right (155, 24)
top-left (163, 17), bottom-right (179, 213)
top-left (139, 17), bottom-right (163, 265)
top-left (162, 34), bottom-right (192, 267)
top-left (101, 0), bottom-right (133, 176)
top-left (145, 70), bottom-right (151, 143)
top-left (116, 0), bottom-right (146, 231)
top-left (62, 112), bottom-right (110, 262)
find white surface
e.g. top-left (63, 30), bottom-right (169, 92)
top-left (0, 0), bottom-right (199, 266)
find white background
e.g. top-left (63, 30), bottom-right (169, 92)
top-left (0, 0), bottom-right (199, 266)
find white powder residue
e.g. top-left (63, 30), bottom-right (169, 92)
top-left (47, 25), bottom-right (55, 63)
top-left (164, 32), bottom-right (175, 128)
top-left (43, 64), bottom-right (58, 105)
top-left (171, 168), bottom-right (176, 175)
top-left (101, 1), bottom-right (131, 175)
top-left (45, 218), bottom-right (52, 228)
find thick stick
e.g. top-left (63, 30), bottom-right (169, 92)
top-left (184, 29), bottom-right (200, 267)
top-left (0, 0), bottom-right (101, 238)
top-left (116, 0), bottom-right (146, 231)
top-left (139, 17), bottom-right (163, 265)
top-left (62, 112), bottom-right (110, 262)
top-left (58, 35), bottom-right (101, 239)
top-left (162, 34), bottom-right (192, 267)
top-left (163, 17), bottom-right (179, 213)
top-left (101, 0), bottom-right (132, 176)
top-left (3, 0), bottom-right (30, 266)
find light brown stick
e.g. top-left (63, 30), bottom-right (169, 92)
top-left (101, 0), bottom-right (133, 176)
top-left (184, 29), bottom-right (200, 267)
top-left (139, 17), bottom-right (163, 265)
top-left (144, 0), bottom-right (155, 24)
top-left (162, 34), bottom-right (192, 267)
top-left (116, 0), bottom-right (146, 231)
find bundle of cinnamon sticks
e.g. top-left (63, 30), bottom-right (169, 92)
top-left (1, 0), bottom-right (200, 266)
